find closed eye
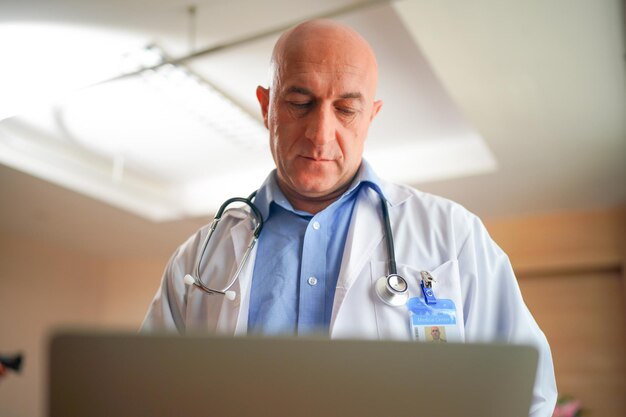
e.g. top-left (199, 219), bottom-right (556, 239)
top-left (336, 107), bottom-right (356, 115)
top-left (289, 101), bottom-right (313, 109)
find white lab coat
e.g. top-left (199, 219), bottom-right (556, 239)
top-left (142, 178), bottom-right (557, 417)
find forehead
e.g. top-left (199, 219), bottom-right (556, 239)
top-left (277, 37), bottom-right (375, 96)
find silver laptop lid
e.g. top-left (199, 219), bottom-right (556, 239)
top-left (49, 331), bottom-right (537, 417)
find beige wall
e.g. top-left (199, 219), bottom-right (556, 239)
top-left (0, 206), bottom-right (624, 417)
top-left (99, 259), bottom-right (167, 327)
top-left (486, 206), bottom-right (626, 417)
top-left (0, 233), bottom-right (165, 417)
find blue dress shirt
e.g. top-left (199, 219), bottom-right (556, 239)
top-left (248, 160), bottom-right (384, 335)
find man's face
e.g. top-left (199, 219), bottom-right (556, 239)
top-left (257, 33), bottom-right (382, 201)
top-left (431, 327), bottom-right (441, 340)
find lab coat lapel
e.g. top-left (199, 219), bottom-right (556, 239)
top-left (330, 187), bottom-right (384, 332)
top-left (215, 214), bottom-right (255, 335)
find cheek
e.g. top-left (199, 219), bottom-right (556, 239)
top-left (269, 123), bottom-right (297, 167)
top-left (339, 129), bottom-right (366, 159)
top-left (267, 105), bottom-right (284, 144)
top-left (272, 117), bottom-right (302, 145)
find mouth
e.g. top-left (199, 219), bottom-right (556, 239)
top-left (301, 155), bottom-right (334, 162)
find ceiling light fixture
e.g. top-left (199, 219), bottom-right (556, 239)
top-left (0, 42), bottom-right (272, 221)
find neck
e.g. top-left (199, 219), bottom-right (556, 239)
top-left (278, 180), bottom-right (353, 215)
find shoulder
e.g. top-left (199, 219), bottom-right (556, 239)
top-left (375, 179), bottom-right (493, 259)
top-left (381, 179), bottom-right (481, 228)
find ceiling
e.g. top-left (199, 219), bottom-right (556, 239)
top-left (0, 0), bottom-right (624, 259)
top-left (0, 0), bottom-right (496, 221)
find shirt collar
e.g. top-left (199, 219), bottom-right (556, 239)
top-left (253, 159), bottom-right (386, 221)
top-left (350, 158), bottom-right (386, 201)
top-left (253, 171), bottom-right (293, 221)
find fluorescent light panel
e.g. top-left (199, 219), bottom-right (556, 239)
top-left (0, 42), bottom-right (274, 221)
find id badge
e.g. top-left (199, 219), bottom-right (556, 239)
top-left (407, 297), bottom-right (462, 343)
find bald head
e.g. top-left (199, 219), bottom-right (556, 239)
top-left (269, 20), bottom-right (379, 94)
top-left (256, 19), bottom-right (383, 214)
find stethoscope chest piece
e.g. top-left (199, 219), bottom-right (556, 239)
top-left (375, 274), bottom-right (409, 307)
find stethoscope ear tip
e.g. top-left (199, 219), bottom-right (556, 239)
top-left (183, 274), bottom-right (195, 286)
top-left (224, 291), bottom-right (237, 301)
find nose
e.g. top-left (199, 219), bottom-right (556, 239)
top-left (304, 104), bottom-right (335, 145)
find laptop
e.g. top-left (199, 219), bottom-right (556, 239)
top-left (48, 330), bottom-right (538, 417)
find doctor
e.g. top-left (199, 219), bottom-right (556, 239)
top-left (142, 19), bottom-right (556, 417)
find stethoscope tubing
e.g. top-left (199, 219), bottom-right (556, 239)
top-left (380, 196), bottom-right (397, 276)
top-left (189, 194), bottom-right (263, 297)
top-left (187, 188), bottom-right (408, 307)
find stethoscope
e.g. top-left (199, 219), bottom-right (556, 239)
top-left (183, 189), bottom-right (410, 307)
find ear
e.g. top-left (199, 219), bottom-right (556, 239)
top-left (370, 99), bottom-right (383, 122)
top-left (256, 86), bottom-right (270, 129)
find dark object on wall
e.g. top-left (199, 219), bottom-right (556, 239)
top-left (0, 353), bottom-right (23, 373)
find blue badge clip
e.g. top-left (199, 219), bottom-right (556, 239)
top-left (420, 271), bottom-right (437, 305)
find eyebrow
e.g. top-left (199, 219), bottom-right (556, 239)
top-left (339, 92), bottom-right (363, 100)
top-left (286, 86), bottom-right (313, 95)
top-left (285, 87), bottom-right (364, 101)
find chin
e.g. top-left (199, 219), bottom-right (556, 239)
top-left (292, 176), bottom-right (338, 197)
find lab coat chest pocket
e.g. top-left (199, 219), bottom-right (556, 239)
top-left (370, 260), bottom-right (465, 342)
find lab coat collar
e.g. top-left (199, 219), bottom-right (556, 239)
top-left (330, 178), bottom-right (413, 332)
top-left (377, 176), bottom-right (414, 207)
top-left (216, 209), bottom-right (258, 335)
top-left (354, 160), bottom-right (413, 207)
top-left (230, 217), bottom-right (257, 335)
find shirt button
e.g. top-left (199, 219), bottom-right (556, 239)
top-left (312, 221), bottom-right (321, 230)
top-left (307, 276), bottom-right (318, 286)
